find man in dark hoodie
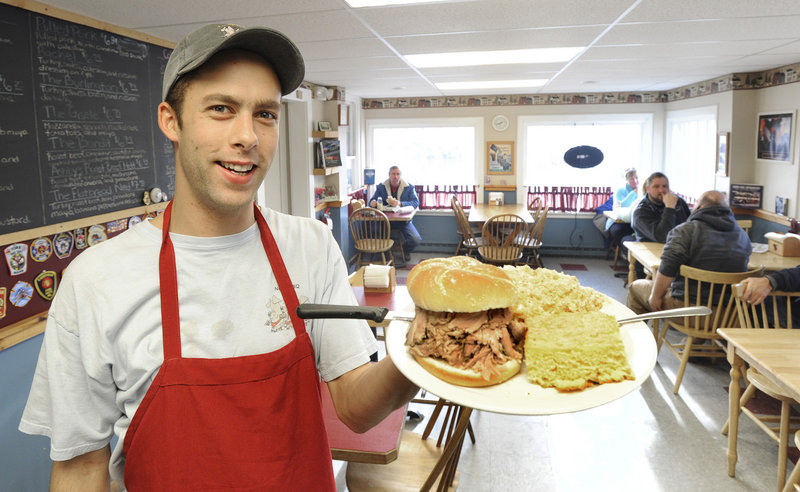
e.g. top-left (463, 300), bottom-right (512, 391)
top-left (627, 190), bottom-right (752, 313)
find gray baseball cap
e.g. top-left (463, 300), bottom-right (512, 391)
top-left (162, 23), bottom-right (305, 100)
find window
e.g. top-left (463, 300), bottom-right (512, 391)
top-left (365, 118), bottom-right (483, 186)
top-left (521, 114), bottom-right (653, 189)
top-left (664, 106), bottom-right (717, 200)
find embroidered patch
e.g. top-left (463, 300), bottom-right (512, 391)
top-left (4, 243), bottom-right (28, 276)
top-left (0, 287), bottom-right (6, 319)
top-left (74, 228), bottom-right (88, 250)
top-left (87, 224), bottom-right (107, 246)
top-left (53, 232), bottom-right (74, 259)
top-left (10, 281), bottom-right (33, 307)
top-left (30, 237), bottom-right (53, 262)
top-left (128, 215), bottom-right (143, 228)
top-left (106, 219), bottom-right (127, 234)
top-left (34, 271), bottom-right (58, 301)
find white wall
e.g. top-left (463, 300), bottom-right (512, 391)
top-left (752, 84), bottom-right (800, 217)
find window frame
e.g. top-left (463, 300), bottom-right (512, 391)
top-left (364, 117), bottom-right (484, 189)
top-left (517, 113), bottom-right (654, 204)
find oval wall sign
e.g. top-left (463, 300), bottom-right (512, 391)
top-left (563, 145), bottom-right (604, 169)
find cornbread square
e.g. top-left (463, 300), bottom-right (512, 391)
top-left (524, 311), bottom-right (634, 392)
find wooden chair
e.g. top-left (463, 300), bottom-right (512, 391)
top-left (784, 430), bottom-right (800, 492)
top-left (722, 285), bottom-right (800, 491)
top-left (451, 195), bottom-right (483, 257)
top-left (737, 219), bottom-right (753, 236)
top-left (528, 196), bottom-right (543, 216)
top-left (517, 206), bottom-right (548, 268)
top-left (349, 207), bottom-right (394, 268)
top-left (655, 265), bottom-right (763, 394)
top-left (478, 213), bottom-right (525, 265)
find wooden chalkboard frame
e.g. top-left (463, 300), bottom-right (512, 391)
top-left (2, 0), bottom-right (175, 49)
top-left (1, 0), bottom-right (178, 235)
top-left (0, 0), bottom-right (175, 350)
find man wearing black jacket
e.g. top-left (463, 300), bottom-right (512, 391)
top-left (740, 265), bottom-right (800, 326)
top-left (631, 172), bottom-right (691, 243)
top-left (627, 190), bottom-right (752, 313)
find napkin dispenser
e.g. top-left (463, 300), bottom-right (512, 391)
top-left (488, 192), bottom-right (504, 206)
top-left (766, 232), bottom-right (800, 257)
top-left (361, 265), bottom-right (396, 293)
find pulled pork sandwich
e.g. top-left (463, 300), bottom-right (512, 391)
top-left (404, 256), bottom-right (526, 387)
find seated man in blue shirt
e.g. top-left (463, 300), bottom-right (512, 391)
top-left (369, 166), bottom-right (421, 261)
top-left (606, 167), bottom-right (640, 246)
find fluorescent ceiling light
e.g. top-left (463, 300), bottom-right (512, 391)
top-left (345, 0), bottom-right (452, 7)
top-left (407, 47), bottom-right (583, 68)
top-left (436, 79), bottom-right (548, 90)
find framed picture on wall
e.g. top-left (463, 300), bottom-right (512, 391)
top-left (730, 183), bottom-right (763, 209)
top-left (756, 112), bottom-right (794, 162)
top-left (716, 131), bottom-right (729, 176)
top-left (338, 104), bottom-right (349, 126)
top-left (487, 141), bottom-right (514, 175)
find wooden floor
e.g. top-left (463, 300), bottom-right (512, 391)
top-left (333, 253), bottom-right (789, 492)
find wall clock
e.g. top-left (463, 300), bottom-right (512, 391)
top-left (492, 114), bottom-right (509, 132)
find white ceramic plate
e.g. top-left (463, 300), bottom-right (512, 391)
top-left (385, 297), bottom-right (657, 415)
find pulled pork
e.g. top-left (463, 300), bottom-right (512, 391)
top-left (405, 307), bottom-right (526, 381)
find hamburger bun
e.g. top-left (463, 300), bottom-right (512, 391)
top-left (413, 352), bottom-right (521, 387)
top-left (406, 256), bottom-right (515, 312)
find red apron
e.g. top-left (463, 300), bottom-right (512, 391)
top-left (122, 202), bottom-right (335, 491)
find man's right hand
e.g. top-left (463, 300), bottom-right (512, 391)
top-left (662, 192), bottom-right (678, 209)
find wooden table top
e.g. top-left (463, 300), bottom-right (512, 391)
top-left (718, 328), bottom-right (800, 403)
top-left (623, 241), bottom-right (799, 274)
top-left (623, 241), bottom-right (663, 273)
top-left (467, 203), bottom-right (534, 224)
top-left (380, 207), bottom-right (417, 222)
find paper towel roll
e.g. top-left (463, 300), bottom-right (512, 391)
top-left (364, 264), bottom-right (391, 289)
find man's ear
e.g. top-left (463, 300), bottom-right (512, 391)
top-left (157, 101), bottom-right (180, 143)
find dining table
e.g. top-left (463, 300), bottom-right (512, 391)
top-left (623, 241), bottom-right (800, 285)
top-left (467, 203), bottom-right (534, 224)
top-left (380, 205), bottom-right (418, 222)
top-left (322, 380), bottom-right (407, 464)
top-left (718, 328), bottom-right (800, 492)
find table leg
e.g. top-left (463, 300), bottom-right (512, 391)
top-left (627, 249), bottom-right (636, 285)
top-left (727, 348), bottom-right (744, 477)
top-left (420, 405), bottom-right (473, 492)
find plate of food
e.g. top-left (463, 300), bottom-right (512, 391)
top-left (385, 257), bottom-right (658, 416)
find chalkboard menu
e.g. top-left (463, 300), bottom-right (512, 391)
top-left (0, 3), bottom-right (175, 235)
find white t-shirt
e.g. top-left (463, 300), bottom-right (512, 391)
top-left (19, 208), bottom-right (378, 484)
